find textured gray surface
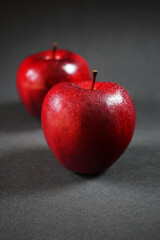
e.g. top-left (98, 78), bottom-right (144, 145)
top-left (0, 101), bottom-right (160, 240)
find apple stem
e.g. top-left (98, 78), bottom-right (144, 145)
top-left (52, 42), bottom-right (58, 53)
top-left (91, 70), bottom-right (98, 90)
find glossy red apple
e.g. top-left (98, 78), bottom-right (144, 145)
top-left (17, 43), bottom-right (91, 118)
top-left (41, 71), bottom-right (136, 174)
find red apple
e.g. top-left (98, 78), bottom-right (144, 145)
top-left (17, 43), bottom-right (91, 118)
top-left (41, 71), bottom-right (136, 174)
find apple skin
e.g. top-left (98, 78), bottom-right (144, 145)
top-left (17, 48), bottom-right (91, 118)
top-left (41, 80), bottom-right (136, 174)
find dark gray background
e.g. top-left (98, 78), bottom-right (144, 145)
top-left (1, 1), bottom-right (160, 102)
top-left (0, 1), bottom-right (160, 240)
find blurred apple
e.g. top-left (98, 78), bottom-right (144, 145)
top-left (17, 43), bottom-right (91, 118)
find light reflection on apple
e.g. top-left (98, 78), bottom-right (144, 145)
top-left (52, 96), bottom-right (62, 112)
top-left (106, 91), bottom-right (123, 106)
top-left (26, 69), bottom-right (38, 81)
top-left (63, 63), bottom-right (77, 74)
top-left (55, 54), bottom-right (61, 60)
top-left (45, 55), bottom-right (51, 60)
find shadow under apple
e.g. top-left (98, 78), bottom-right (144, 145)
top-left (0, 147), bottom-right (86, 196)
top-left (0, 102), bottom-right (41, 133)
top-left (1, 144), bottom-right (159, 197)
